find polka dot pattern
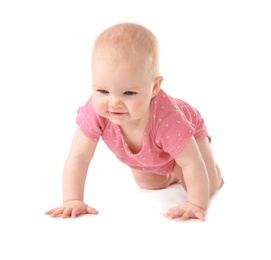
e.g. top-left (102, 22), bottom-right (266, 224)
top-left (76, 89), bottom-right (210, 175)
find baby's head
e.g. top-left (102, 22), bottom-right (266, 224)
top-left (91, 22), bottom-right (160, 79)
top-left (90, 23), bottom-right (163, 126)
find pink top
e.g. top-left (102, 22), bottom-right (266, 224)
top-left (76, 89), bottom-right (210, 175)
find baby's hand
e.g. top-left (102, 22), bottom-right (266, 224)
top-left (165, 201), bottom-right (206, 221)
top-left (45, 200), bottom-right (99, 218)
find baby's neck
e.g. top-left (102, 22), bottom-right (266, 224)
top-left (119, 110), bottom-right (150, 154)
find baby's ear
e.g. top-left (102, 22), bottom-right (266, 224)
top-left (152, 76), bottom-right (163, 97)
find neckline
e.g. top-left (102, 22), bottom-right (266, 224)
top-left (117, 98), bottom-right (155, 155)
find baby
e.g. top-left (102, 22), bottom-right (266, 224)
top-left (45, 22), bottom-right (223, 221)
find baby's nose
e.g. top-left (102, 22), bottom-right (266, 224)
top-left (108, 96), bottom-right (123, 108)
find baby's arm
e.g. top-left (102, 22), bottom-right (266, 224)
top-left (45, 128), bottom-right (99, 218)
top-left (165, 137), bottom-right (210, 221)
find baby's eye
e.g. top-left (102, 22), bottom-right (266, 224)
top-left (124, 91), bottom-right (137, 96)
top-left (98, 89), bottom-right (109, 94)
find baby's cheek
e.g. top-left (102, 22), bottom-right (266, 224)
top-left (92, 100), bottom-right (104, 114)
top-left (131, 102), bottom-right (149, 117)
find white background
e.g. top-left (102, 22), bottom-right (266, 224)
top-left (0, 0), bottom-right (270, 259)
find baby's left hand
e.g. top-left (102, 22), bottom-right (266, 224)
top-left (165, 202), bottom-right (206, 221)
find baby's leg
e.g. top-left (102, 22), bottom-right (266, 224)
top-left (132, 169), bottom-right (178, 190)
top-left (174, 137), bottom-right (223, 196)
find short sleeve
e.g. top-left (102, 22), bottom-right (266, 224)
top-left (155, 110), bottom-right (195, 158)
top-left (76, 96), bottom-right (107, 141)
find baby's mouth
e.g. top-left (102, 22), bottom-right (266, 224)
top-left (109, 111), bottom-right (126, 115)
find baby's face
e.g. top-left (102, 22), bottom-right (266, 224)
top-left (91, 55), bottom-right (160, 127)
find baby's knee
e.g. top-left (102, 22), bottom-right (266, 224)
top-left (132, 170), bottom-right (173, 190)
top-left (134, 178), bottom-right (169, 190)
top-left (136, 182), bottom-right (165, 190)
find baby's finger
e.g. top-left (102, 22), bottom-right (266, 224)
top-left (71, 208), bottom-right (80, 218)
top-left (61, 207), bottom-right (73, 218)
top-left (49, 208), bottom-right (64, 218)
top-left (164, 210), bottom-right (175, 218)
top-left (165, 208), bottom-right (185, 219)
top-left (195, 212), bottom-right (205, 221)
top-left (44, 208), bottom-right (59, 215)
top-left (87, 207), bottom-right (99, 215)
top-left (179, 212), bottom-right (191, 221)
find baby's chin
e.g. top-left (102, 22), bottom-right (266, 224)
top-left (107, 117), bottom-right (127, 126)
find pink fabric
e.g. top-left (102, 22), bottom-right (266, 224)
top-left (76, 89), bottom-right (210, 175)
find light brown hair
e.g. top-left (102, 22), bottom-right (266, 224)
top-left (91, 22), bottom-right (160, 78)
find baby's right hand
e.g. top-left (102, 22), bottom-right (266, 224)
top-left (45, 200), bottom-right (99, 218)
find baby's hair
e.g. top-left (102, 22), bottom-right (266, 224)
top-left (91, 22), bottom-right (160, 78)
